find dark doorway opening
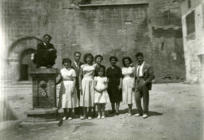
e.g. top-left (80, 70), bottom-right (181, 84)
top-left (19, 48), bottom-right (36, 81)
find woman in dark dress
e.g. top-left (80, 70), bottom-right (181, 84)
top-left (106, 56), bottom-right (122, 115)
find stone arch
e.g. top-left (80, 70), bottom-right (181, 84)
top-left (7, 36), bottom-right (41, 58)
top-left (6, 37), bottom-right (41, 82)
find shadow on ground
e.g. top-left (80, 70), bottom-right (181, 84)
top-left (118, 109), bottom-right (163, 116)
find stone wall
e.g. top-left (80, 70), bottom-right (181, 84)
top-left (78, 4), bottom-right (149, 63)
top-left (180, 0), bottom-right (204, 82)
top-left (2, 0), bottom-right (185, 82)
top-left (3, 0), bottom-right (65, 81)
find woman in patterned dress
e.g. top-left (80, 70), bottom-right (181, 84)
top-left (79, 53), bottom-right (96, 120)
top-left (122, 57), bottom-right (135, 116)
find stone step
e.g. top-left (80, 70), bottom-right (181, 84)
top-left (14, 81), bottom-right (32, 85)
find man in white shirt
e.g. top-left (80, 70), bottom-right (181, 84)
top-left (135, 52), bottom-right (155, 119)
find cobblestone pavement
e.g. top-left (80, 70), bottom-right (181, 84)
top-left (0, 83), bottom-right (203, 140)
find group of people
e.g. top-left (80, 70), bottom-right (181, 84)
top-left (34, 34), bottom-right (155, 121)
top-left (56, 51), bottom-right (155, 121)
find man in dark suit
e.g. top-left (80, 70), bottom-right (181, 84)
top-left (134, 52), bottom-right (155, 119)
top-left (33, 34), bottom-right (57, 68)
top-left (71, 51), bottom-right (83, 99)
top-left (71, 51), bottom-right (83, 115)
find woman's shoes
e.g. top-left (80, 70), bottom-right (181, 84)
top-left (80, 116), bottom-right (85, 120)
top-left (128, 113), bottom-right (132, 116)
top-left (142, 114), bottom-right (148, 119)
top-left (101, 116), bottom-right (105, 119)
top-left (97, 115), bottom-right (101, 119)
top-left (135, 113), bottom-right (142, 117)
top-left (80, 116), bottom-right (93, 120)
top-left (134, 113), bottom-right (148, 118)
top-left (62, 116), bottom-right (67, 121)
top-left (63, 116), bottom-right (73, 120)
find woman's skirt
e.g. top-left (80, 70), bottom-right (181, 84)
top-left (60, 81), bottom-right (79, 109)
top-left (122, 77), bottom-right (135, 104)
top-left (80, 77), bottom-right (94, 107)
top-left (94, 89), bottom-right (110, 104)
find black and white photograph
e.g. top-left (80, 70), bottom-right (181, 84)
top-left (0, 0), bottom-right (204, 140)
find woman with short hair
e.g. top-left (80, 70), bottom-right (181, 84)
top-left (106, 56), bottom-right (122, 115)
top-left (58, 58), bottom-right (79, 120)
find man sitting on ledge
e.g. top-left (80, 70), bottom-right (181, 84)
top-left (33, 34), bottom-right (57, 68)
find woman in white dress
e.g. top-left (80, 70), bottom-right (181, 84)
top-left (79, 53), bottom-right (96, 120)
top-left (94, 66), bottom-right (109, 119)
top-left (58, 58), bottom-right (79, 120)
top-left (122, 57), bottom-right (135, 116)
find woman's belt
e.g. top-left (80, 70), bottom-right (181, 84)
top-left (83, 76), bottom-right (94, 79)
top-left (63, 79), bottom-right (74, 81)
top-left (136, 77), bottom-right (144, 81)
top-left (124, 75), bottom-right (134, 78)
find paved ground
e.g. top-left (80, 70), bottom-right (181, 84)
top-left (0, 83), bottom-right (204, 140)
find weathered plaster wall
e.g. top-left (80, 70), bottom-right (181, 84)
top-left (181, 0), bottom-right (204, 82)
top-left (2, 0), bottom-right (185, 82)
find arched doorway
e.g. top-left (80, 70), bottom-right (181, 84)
top-left (19, 48), bottom-right (36, 81)
top-left (6, 36), bottom-right (41, 82)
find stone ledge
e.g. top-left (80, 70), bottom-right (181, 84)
top-left (79, 1), bottom-right (148, 8)
top-left (26, 108), bottom-right (58, 115)
top-left (20, 120), bottom-right (59, 125)
top-left (25, 108), bottom-right (59, 123)
top-left (30, 68), bottom-right (58, 75)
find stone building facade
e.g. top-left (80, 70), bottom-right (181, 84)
top-left (2, 0), bottom-right (185, 83)
top-left (179, 0), bottom-right (204, 83)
